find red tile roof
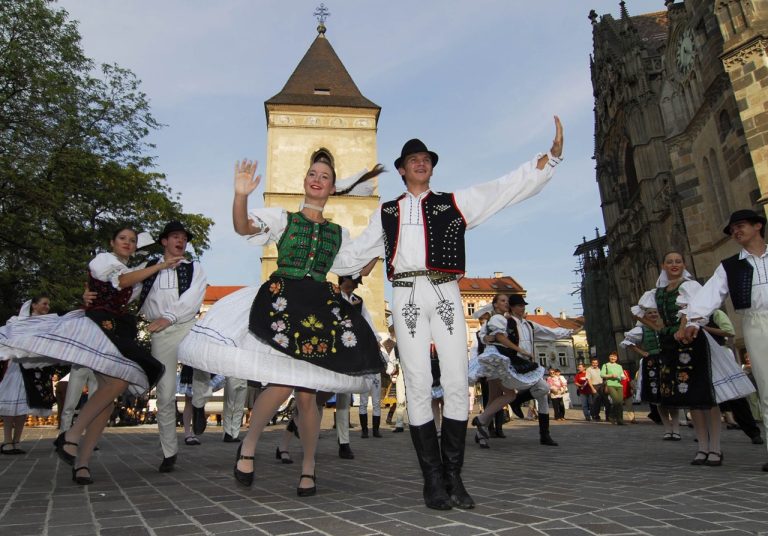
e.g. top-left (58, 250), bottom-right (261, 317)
top-left (458, 276), bottom-right (524, 293)
top-left (204, 286), bottom-right (245, 304)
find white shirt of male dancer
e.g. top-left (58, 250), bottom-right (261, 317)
top-left (139, 223), bottom-right (207, 472)
top-left (683, 210), bottom-right (768, 471)
top-left (333, 118), bottom-right (564, 510)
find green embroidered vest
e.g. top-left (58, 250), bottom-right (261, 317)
top-left (272, 212), bottom-right (342, 282)
top-left (641, 326), bottom-right (661, 355)
top-left (655, 286), bottom-right (681, 337)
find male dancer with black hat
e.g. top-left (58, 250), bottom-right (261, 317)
top-left (139, 221), bottom-right (209, 472)
top-left (337, 117), bottom-right (564, 510)
top-left (498, 294), bottom-right (571, 445)
top-left (683, 209), bottom-right (768, 471)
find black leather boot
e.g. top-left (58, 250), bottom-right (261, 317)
top-left (372, 416), bottom-right (382, 438)
top-left (539, 413), bottom-right (558, 446)
top-left (510, 389), bottom-right (534, 419)
top-left (440, 417), bottom-right (475, 509)
top-left (360, 414), bottom-right (369, 438)
top-left (409, 421), bottom-right (452, 510)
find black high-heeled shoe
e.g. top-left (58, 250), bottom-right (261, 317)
top-left (297, 473), bottom-right (316, 497)
top-left (471, 416), bottom-right (490, 440)
top-left (275, 446), bottom-right (293, 464)
top-left (233, 443), bottom-right (254, 487)
top-left (474, 432), bottom-right (490, 449)
top-left (54, 432), bottom-right (78, 466)
top-left (72, 466), bottom-right (93, 485)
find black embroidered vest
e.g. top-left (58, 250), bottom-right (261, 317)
top-left (136, 259), bottom-right (195, 312)
top-left (722, 254), bottom-right (752, 310)
top-left (87, 273), bottom-right (133, 315)
top-left (380, 192), bottom-right (467, 280)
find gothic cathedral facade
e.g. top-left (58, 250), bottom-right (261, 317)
top-left (589, 1), bottom-right (767, 352)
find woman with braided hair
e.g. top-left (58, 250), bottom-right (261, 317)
top-left (178, 155), bottom-right (385, 497)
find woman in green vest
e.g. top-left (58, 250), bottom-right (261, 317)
top-left (179, 156), bottom-right (385, 496)
top-left (623, 292), bottom-right (682, 440)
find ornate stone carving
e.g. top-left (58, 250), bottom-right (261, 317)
top-left (722, 36), bottom-right (768, 69)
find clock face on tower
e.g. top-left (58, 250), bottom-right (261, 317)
top-left (676, 28), bottom-right (694, 74)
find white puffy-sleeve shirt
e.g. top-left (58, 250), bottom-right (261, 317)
top-left (674, 280), bottom-right (703, 319)
top-left (620, 325), bottom-right (643, 348)
top-left (329, 154), bottom-right (559, 275)
top-left (89, 252), bottom-right (144, 301)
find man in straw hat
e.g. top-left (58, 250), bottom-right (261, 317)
top-left (339, 117), bottom-right (564, 509)
top-left (683, 209), bottom-right (768, 472)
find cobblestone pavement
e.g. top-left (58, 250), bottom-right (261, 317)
top-left (1, 408), bottom-right (767, 536)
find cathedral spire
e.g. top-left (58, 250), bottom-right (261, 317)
top-left (619, 1), bottom-right (630, 19)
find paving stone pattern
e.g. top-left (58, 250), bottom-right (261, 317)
top-left (1, 408), bottom-right (766, 535)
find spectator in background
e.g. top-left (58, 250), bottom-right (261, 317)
top-left (601, 352), bottom-right (625, 425)
top-left (547, 368), bottom-right (567, 421)
top-left (573, 363), bottom-right (595, 421)
top-left (586, 358), bottom-right (610, 421)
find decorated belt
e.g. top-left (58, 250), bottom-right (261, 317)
top-left (392, 270), bottom-right (456, 287)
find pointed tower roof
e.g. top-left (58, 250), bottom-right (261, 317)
top-left (265, 31), bottom-right (379, 113)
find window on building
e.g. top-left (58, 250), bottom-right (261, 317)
top-left (467, 303), bottom-right (475, 316)
top-left (538, 353), bottom-right (547, 367)
top-left (558, 352), bottom-right (568, 367)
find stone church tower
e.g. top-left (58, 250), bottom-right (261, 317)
top-left (588, 1), bottom-right (766, 354)
top-left (260, 19), bottom-right (387, 333)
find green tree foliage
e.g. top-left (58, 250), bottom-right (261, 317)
top-left (0, 0), bottom-right (213, 320)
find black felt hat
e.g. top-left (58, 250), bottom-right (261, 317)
top-left (394, 138), bottom-right (438, 170)
top-left (722, 209), bottom-right (767, 235)
top-left (509, 294), bottom-right (528, 306)
top-left (159, 220), bottom-right (193, 241)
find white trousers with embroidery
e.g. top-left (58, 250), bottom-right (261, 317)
top-left (392, 278), bottom-right (468, 426)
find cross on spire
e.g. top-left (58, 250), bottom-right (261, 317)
top-left (314, 3), bottom-right (330, 35)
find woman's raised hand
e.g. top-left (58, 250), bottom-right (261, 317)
top-left (234, 159), bottom-right (261, 196)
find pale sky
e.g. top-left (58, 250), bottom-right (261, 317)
top-left (55, 0), bottom-right (667, 316)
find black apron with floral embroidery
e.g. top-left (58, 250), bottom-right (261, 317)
top-left (655, 286), bottom-right (715, 409)
top-left (249, 276), bottom-right (383, 376)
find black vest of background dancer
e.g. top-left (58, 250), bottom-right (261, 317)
top-left (722, 254), bottom-right (753, 310)
top-left (136, 259), bottom-right (195, 312)
top-left (380, 192), bottom-right (467, 280)
top-left (499, 317), bottom-right (539, 375)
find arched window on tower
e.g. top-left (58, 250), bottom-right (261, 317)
top-left (718, 110), bottom-right (732, 142)
top-left (707, 149), bottom-right (730, 226)
top-left (624, 143), bottom-right (639, 198)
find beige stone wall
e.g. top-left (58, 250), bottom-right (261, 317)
top-left (260, 105), bottom-right (388, 334)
